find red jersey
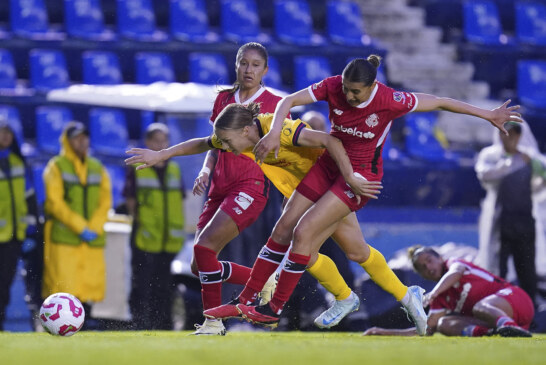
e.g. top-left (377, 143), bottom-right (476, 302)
top-left (308, 75), bottom-right (417, 179)
top-left (208, 87), bottom-right (283, 193)
top-left (429, 259), bottom-right (512, 316)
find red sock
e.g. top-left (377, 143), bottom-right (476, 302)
top-left (194, 245), bottom-right (222, 310)
top-left (269, 251), bottom-right (310, 314)
top-left (220, 261), bottom-right (251, 285)
top-left (239, 238), bottom-right (289, 305)
top-left (465, 325), bottom-right (491, 337)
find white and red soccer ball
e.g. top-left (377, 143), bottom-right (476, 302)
top-left (39, 293), bottom-right (85, 336)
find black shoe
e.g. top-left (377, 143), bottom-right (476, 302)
top-left (497, 326), bottom-right (532, 337)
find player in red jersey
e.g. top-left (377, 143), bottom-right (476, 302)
top-left (230, 55), bottom-right (522, 330)
top-left (177, 42), bottom-right (284, 335)
top-left (363, 246), bottom-right (534, 337)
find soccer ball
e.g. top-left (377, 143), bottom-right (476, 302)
top-left (39, 293), bottom-right (85, 336)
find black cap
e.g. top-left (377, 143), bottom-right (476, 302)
top-left (504, 122), bottom-right (522, 134)
top-left (64, 121), bottom-right (89, 139)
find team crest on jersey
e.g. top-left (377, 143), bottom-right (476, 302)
top-left (234, 192), bottom-right (254, 210)
top-left (333, 109), bottom-right (343, 115)
top-left (393, 92), bottom-right (406, 103)
top-left (365, 113), bottom-right (379, 128)
top-left (312, 80), bottom-right (324, 90)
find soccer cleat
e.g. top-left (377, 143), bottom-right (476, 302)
top-left (258, 272), bottom-right (279, 306)
top-left (236, 303), bottom-right (280, 328)
top-left (497, 326), bottom-right (532, 338)
top-left (402, 285), bottom-right (428, 336)
top-left (203, 299), bottom-right (242, 320)
top-left (192, 318), bottom-right (226, 336)
top-left (314, 291), bottom-right (360, 329)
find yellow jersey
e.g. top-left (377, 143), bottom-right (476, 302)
top-left (209, 113), bottom-right (323, 198)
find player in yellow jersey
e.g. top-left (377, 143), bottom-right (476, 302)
top-left (126, 103), bottom-right (423, 329)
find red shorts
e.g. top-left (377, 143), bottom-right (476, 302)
top-left (497, 286), bottom-right (535, 329)
top-left (296, 153), bottom-right (378, 212)
top-left (196, 182), bottom-right (269, 232)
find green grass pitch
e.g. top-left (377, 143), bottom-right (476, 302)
top-left (2, 331), bottom-right (545, 365)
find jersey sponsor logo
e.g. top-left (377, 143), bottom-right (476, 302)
top-left (332, 121), bottom-right (375, 139)
top-left (393, 91), bottom-right (406, 103)
top-left (234, 192), bottom-right (254, 210)
top-left (312, 80), bottom-right (324, 90)
top-left (333, 109), bottom-right (343, 115)
top-left (365, 113), bottom-right (379, 128)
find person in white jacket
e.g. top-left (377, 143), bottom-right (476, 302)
top-left (475, 121), bottom-right (546, 306)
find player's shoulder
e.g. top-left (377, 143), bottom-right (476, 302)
top-left (215, 90), bottom-right (236, 104)
top-left (259, 89), bottom-right (283, 101)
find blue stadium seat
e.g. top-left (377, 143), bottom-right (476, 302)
top-left (104, 164), bottom-right (126, 209)
top-left (31, 164), bottom-right (46, 205)
top-left (0, 49), bottom-right (16, 89)
top-left (89, 108), bottom-right (129, 156)
top-left (117, 0), bottom-right (167, 41)
top-left (188, 53), bottom-right (229, 85)
top-left (405, 113), bottom-right (447, 161)
top-left (326, 1), bottom-right (368, 46)
top-left (36, 106), bottom-right (73, 154)
top-left (221, 0), bottom-right (271, 44)
top-left (515, 2), bottom-right (546, 46)
top-left (463, 0), bottom-right (505, 44)
top-left (0, 105), bottom-right (24, 144)
top-left (64, 0), bottom-right (116, 41)
top-left (29, 49), bottom-right (70, 92)
top-left (293, 56), bottom-right (331, 91)
top-left (169, 0), bottom-right (220, 43)
top-left (518, 60), bottom-right (546, 109)
top-left (263, 56), bottom-right (282, 90)
top-left (10, 0), bottom-right (65, 40)
top-left (82, 51), bottom-right (122, 85)
top-left (135, 52), bottom-right (175, 84)
top-left (274, 0), bottom-right (325, 46)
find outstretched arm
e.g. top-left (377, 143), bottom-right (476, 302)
top-left (125, 137), bottom-right (212, 170)
top-left (425, 263), bottom-right (466, 304)
top-left (254, 89), bottom-right (315, 161)
top-left (297, 128), bottom-right (382, 200)
top-left (414, 94), bottom-right (522, 135)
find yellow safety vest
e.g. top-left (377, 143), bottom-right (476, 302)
top-left (0, 153), bottom-right (27, 242)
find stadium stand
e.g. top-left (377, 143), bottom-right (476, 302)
top-left (116, 0), bottom-right (168, 41)
top-left (0, 49), bottom-right (16, 89)
top-left (220, 0), bottom-right (271, 44)
top-left (82, 51), bottom-right (123, 85)
top-left (64, 0), bottom-right (116, 41)
top-left (188, 52), bottom-right (229, 85)
top-left (29, 49), bottom-right (70, 92)
top-left (135, 52), bottom-right (175, 84)
top-left (35, 106), bottom-right (73, 154)
top-left (169, 0), bottom-right (220, 43)
top-left (88, 107), bottom-right (129, 157)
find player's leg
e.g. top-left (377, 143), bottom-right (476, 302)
top-left (437, 315), bottom-right (491, 337)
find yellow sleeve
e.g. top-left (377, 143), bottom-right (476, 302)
top-left (279, 118), bottom-right (308, 148)
top-left (44, 159), bottom-right (88, 235)
top-left (88, 167), bottom-right (112, 235)
top-left (208, 135), bottom-right (225, 150)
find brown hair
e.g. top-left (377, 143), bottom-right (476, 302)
top-left (221, 42), bottom-right (269, 94)
top-left (214, 102), bottom-right (261, 130)
top-left (407, 245), bottom-right (441, 271)
top-left (342, 54), bottom-right (382, 87)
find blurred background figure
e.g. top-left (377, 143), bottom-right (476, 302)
top-left (42, 121), bottom-right (112, 322)
top-left (123, 123), bottom-right (185, 330)
top-left (0, 118), bottom-right (28, 331)
top-left (475, 121), bottom-right (546, 306)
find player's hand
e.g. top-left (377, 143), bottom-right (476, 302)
top-left (489, 100), bottom-right (523, 135)
top-left (346, 173), bottom-right (382, 203)
top-left (253, 132), bottom-right (281, 164)
top-left (193, 171), bottom-right (210, 196)
top-left (423, 291), bottom-right (436, 307)
top-left (362, 327), bottom-right (390, 336)
top-left (125, 148), bottom-right (163, 170)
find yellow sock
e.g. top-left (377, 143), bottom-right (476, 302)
top-left (360, 246), bottom-right (408, 301)
top-left (307, 253), bottom-right (352, 301)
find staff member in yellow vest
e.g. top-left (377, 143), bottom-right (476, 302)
top-left (42, 121), bottom-right (112, 319)
top-left (123, 123), bottom-right (185, 330)
top-left (0, 119), bottom-right (28, 331)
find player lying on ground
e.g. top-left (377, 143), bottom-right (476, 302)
top-left (363, 246), bottom-right (534, 337)
top-left (126, 102), bottom-right (428, 331)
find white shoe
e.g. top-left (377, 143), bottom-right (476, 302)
top-left (314, 291), bottom-right (360, 329)
top-left (192, 319), bottom-right (226, 336)
top-left (402, 286), bottom-right (428, 336)
top-left (258, 272), bottom-right (279, 306)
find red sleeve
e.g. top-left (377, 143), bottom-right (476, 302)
top-left (308, 76), bottom-right (337, 103)
top-left (429, 294), bottom-right (451, 312)
top-left (385, 88), bottom-right (418, 120)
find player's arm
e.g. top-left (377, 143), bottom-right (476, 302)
top-left (414, 93), bottom-right (522, 135)
top-left (193, 149), bottom-right (218, 196)
top-left (363, 310), bottom-right (446, 336)
top-left (426, 263), bottom-right (466, 303)
top-left (254, 89), bottom-right (315, 161)
top-left (124, 137), bottom-right (212, 170)
top-left (297, 128), bottom-right (382, 200)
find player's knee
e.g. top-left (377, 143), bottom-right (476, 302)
top-left (292, 223), bottom-right (313, 248)
top-left (436, 317), bottom-right (455, 336)
top-left (345, 248), bottom-right (369, 263)
top-left (472, 301), bottom-right (488, 317)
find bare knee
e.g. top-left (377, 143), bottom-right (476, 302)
top-left (345, 247), bottom-right (370, 263)
top-left (271, 216), bottom-right (297, 245)
top-left (292, 222), bottom-right (314, 251)
top-left (437, 317), bottom-right (457, 336)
